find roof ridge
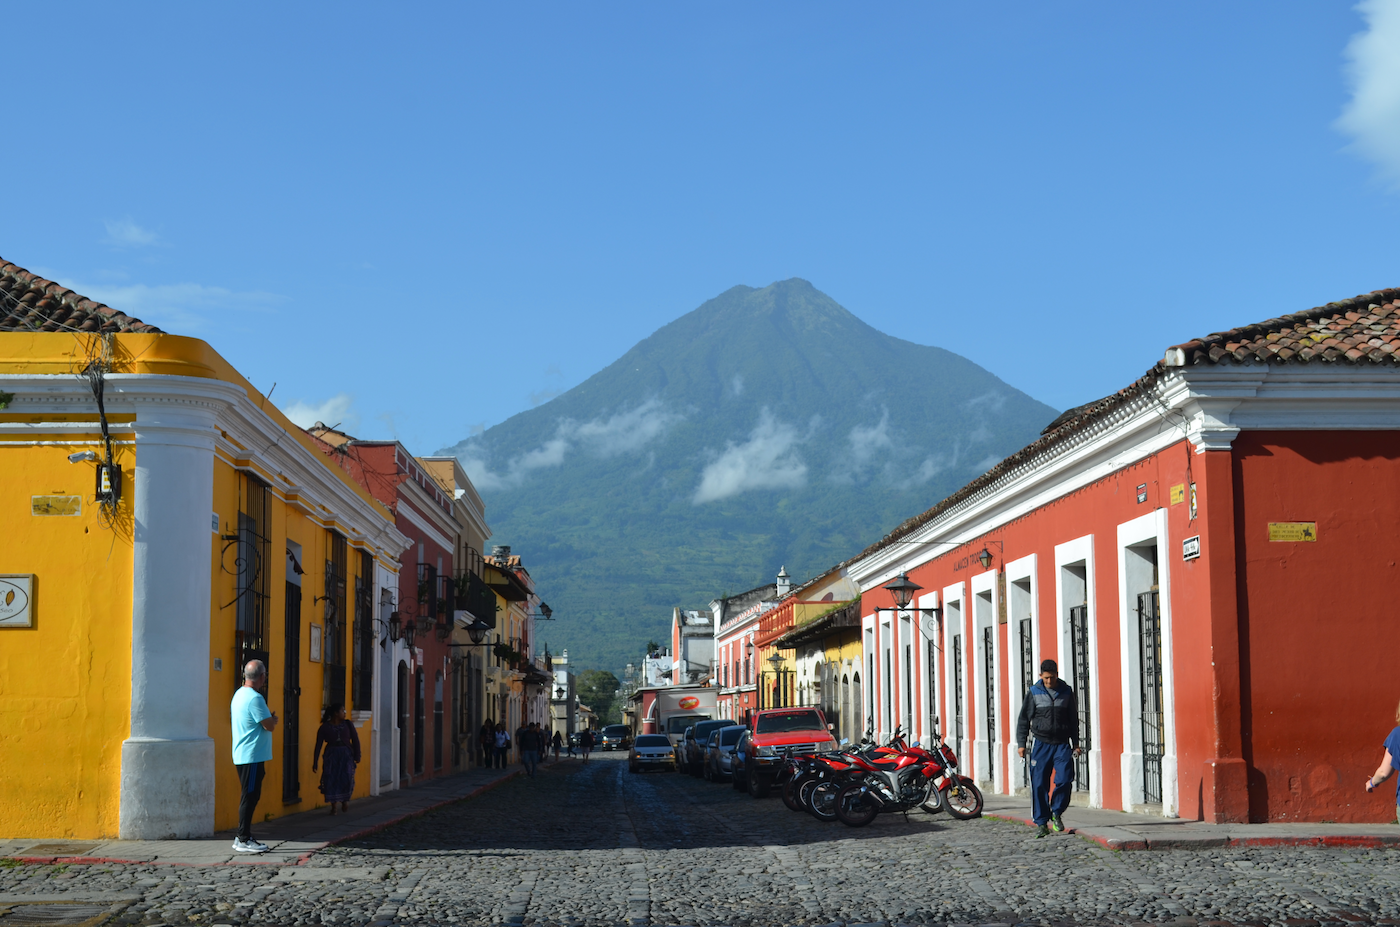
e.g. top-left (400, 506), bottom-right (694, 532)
top-left (0, 256), bottom-right (162, 334)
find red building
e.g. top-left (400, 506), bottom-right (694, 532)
top-left (851, 289), bottom-right (1400, 823)
top-left (712, 571), bottom-right (787, 724)
top-left (307, 427), bottom-right (461, 788)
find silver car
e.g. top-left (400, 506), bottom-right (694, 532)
top-left (703, 725), bottom-right (746, 782)
top-left (629, 734), bottom-right (675, 773)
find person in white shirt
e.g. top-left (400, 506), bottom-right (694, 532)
top-left (230, 660), bottom-right (278, 853)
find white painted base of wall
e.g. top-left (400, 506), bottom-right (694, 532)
top-left (119, 736), bottom-right (215, 839)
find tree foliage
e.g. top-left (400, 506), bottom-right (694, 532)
top-left (576, 669), bottom-right (621, 725)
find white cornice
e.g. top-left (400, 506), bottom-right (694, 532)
top-left (395, 498), bottom-right (455, 556)
top-left (849, 364), bottom-right (1400, 589)
top-left (0, 372), bottom-right (411, 563)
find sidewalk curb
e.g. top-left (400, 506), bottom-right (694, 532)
top-left (2, 769), bottom-right (524, 868)
top-left (985, 811), bottom-right (1400, 851)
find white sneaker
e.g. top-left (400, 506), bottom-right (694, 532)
top-left (245, 838), bottom-right (270, 852)
top-left (231, 838), bottom-right (260, 853)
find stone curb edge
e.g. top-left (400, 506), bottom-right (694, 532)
top-left (984, 811), bottom-right (1400, 850)
top-left (2, 769), bottom-right (524, 869)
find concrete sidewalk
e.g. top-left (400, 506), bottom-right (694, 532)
top-left (0, 762), bottom-right (526, 867)
top-left (982, 794), bottom-right (1400, 849)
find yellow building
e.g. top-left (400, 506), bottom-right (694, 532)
top-left (0, 260), bottom-right (409, 839)
top-left (773, 568), bottom-right (864, 743)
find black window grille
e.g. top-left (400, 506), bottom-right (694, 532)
top-left (323, 531), bottom-right (347, 711)
top-left (417, 562), bottom-right (438, 621)
top-left (903, 642), bottom-right (913, 736)
top-left (983, 626), bottom-right (996, 783)
top-left (1070, 604), bottom-right (1092, 792)
top-left (353, 549), bottom-right (374, 711)
top-left (283, 580), bottom-right (302, 803)
top-left (952, 634), bottom-right (964, 745)
top-left (927, 637), bottom-right (938, 739)
top-left (1019, 616), bottom-right (1033, 788)
top-left (234, 473), bottom-right (271, 681)
top-left (1138, 590), bottom-right (1165, 804)
top-left (414, 667), bottom-right (426, 774)
top-left (433, 671), bottom-right (444, 771)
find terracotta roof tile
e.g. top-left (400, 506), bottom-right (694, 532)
top-left (0, 256), bottom-right (162, 334)
top-left (843, 285), bottom-right (1400, 572)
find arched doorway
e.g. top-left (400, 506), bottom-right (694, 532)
top-left (840, 673), bottom-right (850, 742)
top-left (852, 672), bottom-right (862, 739)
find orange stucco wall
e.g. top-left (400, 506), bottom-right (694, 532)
top-left (1232, 431), bottom-right (1400, 823)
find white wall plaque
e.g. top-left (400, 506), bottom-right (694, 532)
top-left (0, 575), bottom-right (35, 628)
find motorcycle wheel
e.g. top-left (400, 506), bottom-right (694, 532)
top-left (808, 781), bottom-right (840, 821)
top-left (834, 782), bottom-right (879, 827)
top-left (797, 777), bottom-right (822, 811)
top-left (920, 781), bottom-right (945, 814)
top-left (782, 775), bottom-right (808, 812)
top-left (944, 776), bottom-right (984, 819)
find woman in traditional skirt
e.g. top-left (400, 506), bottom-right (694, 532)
top-left (312, 703), bottom-right (360, 813)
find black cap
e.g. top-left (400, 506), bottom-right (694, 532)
top-left (1040, 659), bottom-right (1058, 673)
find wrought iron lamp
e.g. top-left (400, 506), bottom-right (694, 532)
top-left (976, 547), bottom-right (993, 570)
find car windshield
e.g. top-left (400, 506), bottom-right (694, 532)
top-left (634, 735), bottom-right (670, 748)
top-left (719, 727), bottom-right (744, 746)
top-left (755, 710), bottom-right (825, 734)
top-left (603, 725), bottom-right (628, 736)
top-left (666, 716), bottom-right (706, 734)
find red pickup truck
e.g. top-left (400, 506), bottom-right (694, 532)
top-left (733, 707), bottom-right (839, 797)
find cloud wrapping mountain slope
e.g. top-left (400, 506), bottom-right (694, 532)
top-left (440, 279), bottom-right (1058, 673)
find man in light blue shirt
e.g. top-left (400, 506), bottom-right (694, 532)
top-left (231, 659), bottom-right (278, 853)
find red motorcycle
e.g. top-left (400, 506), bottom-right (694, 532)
top-left (828, 728), bottom-right (983, 827)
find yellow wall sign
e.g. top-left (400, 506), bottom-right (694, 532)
top-left (1268, 522), bottom-right (1317, 542)
top-left (31, 495), bottom-right (81, 516)
top-left (1169, 484), bottom-right (1185, 505)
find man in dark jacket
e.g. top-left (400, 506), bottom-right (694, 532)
top-left (1015, 659), bottom-right (1082, 837)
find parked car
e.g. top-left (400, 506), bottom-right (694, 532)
top-left (599, 724), bottom-right (633, 751)
top-left (683, 718), bottom-right (740, 776)
top-left (629, 734), bottom-right (676, 773)
top-left (732, 707), bottom-right (838, 797)
top-left (703, 725), bottom-right (747, 782)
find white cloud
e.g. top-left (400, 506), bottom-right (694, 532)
top-left (731, 374), bottom-right (745, 396)
top-left (284, 393), bottom-right (360, 433)
top-left (457, 399), bottom-right (680, 492)
top-left (693, 410), bottom-right (808, 504)
top-left (1337, 0), bottom-right (1400, 188)
top-left (847, 409), bottom-right (894, 468)
top-left (570, 399), bottom-right (679, 457)
top-left (54, 277), bottom-right (283, 334)
top-left (103, 217), bottom-right (159, 248)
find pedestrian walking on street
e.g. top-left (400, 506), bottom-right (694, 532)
top-left (536, 723), bottom-right (549, 765)
top-left (551, 730), bottom-right (562, 762)
top-left (518, 723), bottom-right (538, 778)
top-left (494, 722), bottom-right (510, 768)
top-left (1364, 697), bottom-right (1400, 821)
top-left (580, 727), bottom-right (595, 762)
top-left (479, 719), bottom-right (495, 768)
top-left (312, 703), bottom-right (360, 814)
top-left (1016, 659), bottom-right (1081, 838)
top-left (230, 659), bottom-right (278, 854)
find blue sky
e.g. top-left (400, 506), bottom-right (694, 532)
top-left (3, 3), bottom-right (1398, 454)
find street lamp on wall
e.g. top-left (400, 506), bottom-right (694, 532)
top-left (875, 572), bottom-right (943, 642)
top-left (976, 547), bottom-right (993, 570)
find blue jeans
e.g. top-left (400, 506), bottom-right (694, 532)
top-left (521, 749), bottom-right (537, 777)
top-left (1030, 740), bottom-right (1075, 825)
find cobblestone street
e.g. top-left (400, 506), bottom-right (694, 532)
top-left (4, 752), bottom-right (1400, 927)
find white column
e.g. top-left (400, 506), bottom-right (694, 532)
top-left (120, 406), bottom-right (220, 839)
